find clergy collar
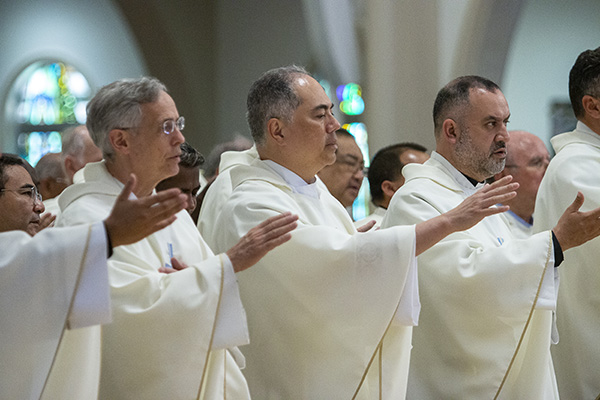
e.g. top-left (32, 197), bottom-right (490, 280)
top-left (577, 120), bottom-right (600, 140)
top-left (262, 160), bottom-right (320, 199)
top-left (430, 151), bottom-right (484, 195)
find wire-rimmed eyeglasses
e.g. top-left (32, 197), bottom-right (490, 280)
top-left (116, 116), bottom-right (185, 135)
top-left (0, 186), bottom-right (43, 203)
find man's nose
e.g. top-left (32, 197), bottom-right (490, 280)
top-left (33, 198), bottom-right (45, 214)
top-left (328, 115), bottom-right (341, 133)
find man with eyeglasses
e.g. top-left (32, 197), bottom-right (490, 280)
top-left (156, 141), bottom-right (204, 216)
top-left (534, 46), bottom-right (600, 399)
top-left (317, 128), bottom-right (365, 216)
top-left (55, 77), bottom-right (298, 400)
top-left (210, 65), bottom-right (520, 399)
top-left (0, 152), bottom-right (188, 400)
top-left (489, 130), bottom-right (551, 238)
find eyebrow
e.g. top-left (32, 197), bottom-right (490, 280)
top-left (312, 103), bottom-right (334, 113)
top-left (19, 183), bottom-right (35, 189)
top-left (337, 154), bottom-right (363, 164)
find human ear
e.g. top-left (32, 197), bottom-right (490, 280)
top-left (442, 119), bottom-right (458, 144)
top-left (267, 118), bottom-right (285, 145)
top-left (582, 95), bottom-right (600, 119)
top-left (109, 129), bottom-right (130, 154)
top-left (381, 179), bottom-right (402, 199)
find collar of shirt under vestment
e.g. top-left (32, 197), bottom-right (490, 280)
top-left (430, 151), bottom-right (484, 196)
top-left (576, 120), bottom-right (600, 141)
top-left (262, 160), bottom-right (320, 199)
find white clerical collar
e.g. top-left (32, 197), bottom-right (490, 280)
top-left (577, 121), bottom-right (600, 142)
top-left (430, 151), bottom-right (484, 195)
top-left (263, 160), bottom-right (320, 199)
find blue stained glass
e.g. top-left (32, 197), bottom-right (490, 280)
top-left (11, 61), bottom-right (91, 166)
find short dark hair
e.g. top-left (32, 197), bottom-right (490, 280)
top-left (368, 143), bottom-right (427, 204)
top-left (246, 65), bottom-right (309, 145)
top-left (0, 154), bottom-right (27, 191)
top-left (179, 142), bottom-right (204, 169)
top-left (433, 76), bottom-right (500, 137)
top-left (569, 47), bottom-right (600, 118)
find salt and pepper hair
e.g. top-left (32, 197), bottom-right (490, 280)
top-left (246, 65), bottom-right (310, 145)
top-left (368, 142), bottom-right (428, 203)
top-left (432, 75), bottom-right (500, 137)
top-left (179, 142), bottom-right (204, 169)
top-left (86, 77), bottom-right (167, 159)
top-left (569, 46), bottom-right (600, 119)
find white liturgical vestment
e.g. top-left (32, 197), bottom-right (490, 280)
top-left (0, 222), bottom-right (110, 400)
top-left (383, 152), bottom-right (558, 399)
top-left (534, 122), bottom-right (600, 400)
top-left (354, 206), bottom-right (386, 229)
top-left (198, 146), bottom-right (258, 249)
top-left (57, 161), bottom-right (251, 400)
top-left (210, 158), bottom-right (419, 399)
top-left (504, 210), bottom-right (533, 239)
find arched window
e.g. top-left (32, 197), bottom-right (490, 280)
top-left (6, 61), bottom-right (91, 166)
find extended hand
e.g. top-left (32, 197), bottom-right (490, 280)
top-left (414, 176), bottom-right (518, 256)
top-left (158, 257), bottom-right (189, 274)
top-left (445, 175), bottom-right (519, 232)
top-left (104, 174), bottom-right (187, 247)
top-left (553, 192), bottom-right (600, 251)
top-left (227, 212), bottom-right (299, 273)
top-left (32, 213), bottom-right (56, 235)
top-left (357, 220), bottom-right (377, 233)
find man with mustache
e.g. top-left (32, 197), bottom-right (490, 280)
top-left (0, 152), bottom-right (187, 400)
top-left (210, 66), bottom-right (521, 399)
top-left (382, 75), bottom-right (600, 399)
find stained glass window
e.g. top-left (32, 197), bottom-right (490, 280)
top-left (343, 122), bottom-right (370, 221)
top-left (9, 61), bottom-right (91, 166)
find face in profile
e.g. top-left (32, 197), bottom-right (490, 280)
top-left (318, 135), bottom-right (365, 208)
top-left (0, 165), bottom-right (44, 235)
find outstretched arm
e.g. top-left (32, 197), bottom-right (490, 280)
top-left (415, 176), bottom-right (518, 255)
top-left (552, 191), bottom-right (600, 251)
top-left (104, 174), bottom-right (187, 247)
top-left (227, 212), bottom-right (299, 273)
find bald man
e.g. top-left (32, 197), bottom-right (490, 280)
top-left (61, 125), bottom-right (103, 183)
top-left (493, 130), bottom-right (550, 238)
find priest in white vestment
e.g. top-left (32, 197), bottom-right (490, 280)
top-left (383, 76), bottom-right (600, 399)
top-left (56, 77), bottom-right (297, 400)
top-left (534, 47), bottom-right (600, 400)
top-left (0, 153), bottom-right (186, 400)
top-left (209, 66), bottom-right (519, 399)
